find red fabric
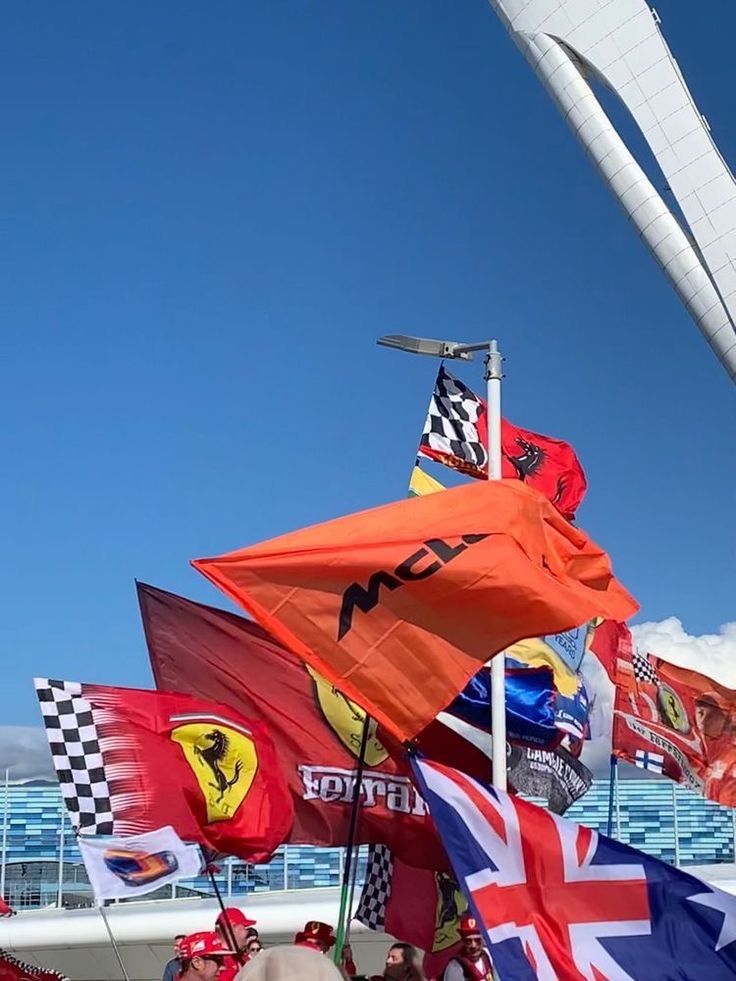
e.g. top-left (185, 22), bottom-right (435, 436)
top-left (588, 619), bottom-right (632, 683)
top-left (70, 682), bottom-right (293, 862)
top-left (192, 480), bottom-right (636, 744)
top-left (419, 407), bottom-right (587, 522)
top-left (139, 583), bottom-right (445, 870)
top-left (613, 649), bottom-right (736, 806)
top-left (374, 854), bottom-right (466, 979)
top-left (0, 899), bottom-right (11, 917)
top-left (0, 953), bottom-right (66, 981)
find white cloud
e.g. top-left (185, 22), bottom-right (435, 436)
top-left (0, 727), bottom-right (54, 781)
top-left (632, 618), bottom-right (736, 688)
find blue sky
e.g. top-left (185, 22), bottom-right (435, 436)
top-left (2, 1), bottom-right (734, 731)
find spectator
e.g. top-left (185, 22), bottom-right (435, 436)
top-left (215, 907), bottom-right (258, 981)
top-left (246, 938), bottom-right (262, 958)
top-left (293, 921), bottom-right (336, 954)
top-left (178, 932), bottom-right (233, 981)
top-left (441, 915), bottom-right (493, 980)
top-left (382, 943), bottom-right (424, 981)
top-left (236, 945), bottom-right (343, 980)
top-left (162, 934), bottom-right (186, 981)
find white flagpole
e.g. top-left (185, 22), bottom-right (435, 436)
top-left (486, 340), bottom-right (506, 790)
top-left (56, 807), bottom-right (65, 908)
top-left (99, 906), bottom-right (131, 981)
top-left (0, 768), bottom-right (9, 900)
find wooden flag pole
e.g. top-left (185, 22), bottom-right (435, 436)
top-left (333, 715), bottom-right (371, 966)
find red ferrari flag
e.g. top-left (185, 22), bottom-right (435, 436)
top-left (0, 952), bottom-right (67, 981)
top-left (613, 649), bottom-right (736, 807)
top-left (418, 365), bottom-right (587, 520)
top-left (34, 678), bottom-right (293, 863)
top-left (138, 583), bottom-right (443, 869)
top-left (193, 479), bottom-right (637, 742)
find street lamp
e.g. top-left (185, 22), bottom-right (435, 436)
top-left (376, 333), bottom-right (507, 790)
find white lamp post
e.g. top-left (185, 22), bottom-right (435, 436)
top-left (377, 334), bottom-right (507, 789)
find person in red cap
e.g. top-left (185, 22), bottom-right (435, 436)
top-left (214, 908), bottom-right (258, 981)
top-left (294, 921), bottom-right (336, 954)
top-left (293, 922), bottom-right (358, 977)
top-left (177, 932), bottom-right (232, 981)
top-left (441, 914), bottom-right (493, 981)
top-left (694, 691), bottom-right (736, 807)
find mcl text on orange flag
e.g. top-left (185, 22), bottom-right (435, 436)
top-left (193, 479), bottom-right (637, 743)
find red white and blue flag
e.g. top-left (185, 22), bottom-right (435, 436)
top-left (410, 756), bottom-right (736, 979)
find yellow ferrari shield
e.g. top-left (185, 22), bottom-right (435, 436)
top-left (307, 666), bottom-right (389, 766)
top-left (431, 872), bottom-right (468, 952)
top-left (171, 719), bottom-right (258, 823)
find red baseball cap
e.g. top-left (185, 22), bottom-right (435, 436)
top-left (215, 908), bottom-right (257, 930)
top-left (458, 913), bottom-right (483, 938)
top-left (179, 932), bottom-right (233, 960)
top-left (294, 921), bottom-right (336, 949)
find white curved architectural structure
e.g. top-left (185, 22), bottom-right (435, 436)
top-left (489, 0), bottom-right (736, 382)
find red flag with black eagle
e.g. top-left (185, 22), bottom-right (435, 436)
top-left (33, 678), bottom-right (293, 863)
top-left (137, 582), bottom-right (445, 870)
top-left (419, 365), bottom-right (587, 520)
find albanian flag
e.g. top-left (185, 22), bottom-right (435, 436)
top-left (418, 365), bottom-right (587, 520)
top-left (193, 479), bottom-right (637, 742)
top-left (34, 679), bottom-right (293, 863)
top-left (138, 583), bottom-right (444, 869)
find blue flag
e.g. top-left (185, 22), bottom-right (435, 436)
top-left (445, 664), bottom-right (558, 749)
top-left (412, 756), bottom-right (736, 980)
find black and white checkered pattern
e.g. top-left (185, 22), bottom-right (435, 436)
top-left (355, 844), bottom-right (393, 931)
top-left (633, 648), bottom-right (659, 686)
top-left (34, 678), bottom-right (114, 835)
top-left (419, 366), bottom-right (488, 472)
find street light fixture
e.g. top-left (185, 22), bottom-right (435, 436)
top-left (377, 332), bottom-right (507, 790)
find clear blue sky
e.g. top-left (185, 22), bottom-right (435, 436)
top-left (2, 1), bottom-right (733, 727)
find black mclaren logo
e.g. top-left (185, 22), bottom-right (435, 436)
top-left (337, 534), bottom-right (489, 640)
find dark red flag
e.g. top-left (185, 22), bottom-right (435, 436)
top-left (34, 678), bottom-right (293, 864)
top-left (137, 582), bottom-right (445, 870)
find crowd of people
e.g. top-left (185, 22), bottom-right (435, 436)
top-left (162, 910), bottom-right (493, 981)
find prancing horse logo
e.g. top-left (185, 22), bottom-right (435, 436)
top-left (171, 717), bottom-right (258, 823)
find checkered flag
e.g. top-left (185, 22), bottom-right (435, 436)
top-left (355, 844), bottom-right (394, 931)
top-left (418, 366), bottom-right (488, 476)
top-left (633, 648), bottom-right (659, 686)
top-left (34, 678), bottom-right (114, 835)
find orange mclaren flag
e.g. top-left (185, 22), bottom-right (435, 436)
top-left (193, 480), bottom-right (637, 742)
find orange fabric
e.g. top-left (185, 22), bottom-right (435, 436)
top-left (193, 480), bottom-right (636, 742)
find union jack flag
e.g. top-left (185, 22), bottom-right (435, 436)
top-left (411, 756), bottom-right (736, 979)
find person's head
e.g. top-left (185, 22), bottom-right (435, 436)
top-left (178, 932), bottom-right (232, 981)
top-left (383, 943), bottom-right (421, 980)
top-left (174, 935), bottom-right (186, 959)
top-left (293, 921), bottom-right (336, 954)
top-left (695, 694), bottom-right (728, 739)
top-left (246, 938), bottom-right (262, 958)
top-left (215, 908), bottom-right (258, 950)
top-left (458, 913), bottom-right (484, 959)
top-left (235, 945), bottom-right (343, 980)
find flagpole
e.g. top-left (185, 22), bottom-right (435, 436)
top-left (0, 769), bottom-right (8, 901)
top-left (333, 714), bottom-right (371, 965)
top-left (99, 905), bottom-right (131, 981)
top-left (207, 868), bottom-right (245, 965)
top-left (486, 341), bottom-right (506, 790)
top-left (606, 755), bottom-right (617, 837)
top-left (672, 783), bottom-right (680, 868)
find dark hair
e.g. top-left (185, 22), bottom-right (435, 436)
top-left (175, 935), bottom-right (186, 941)
top-left (386, 944), bottom-right (424, 980)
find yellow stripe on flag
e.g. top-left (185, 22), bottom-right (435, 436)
top-left (506, 637), bottom-right (580, 695)
top-left (408, 465), bottom-right (445, 497)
